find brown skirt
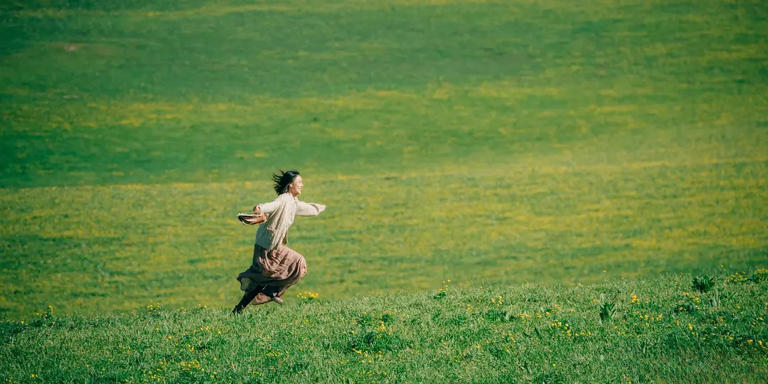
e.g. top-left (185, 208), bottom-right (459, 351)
top-left (236, 244), bottom-right (307, 305)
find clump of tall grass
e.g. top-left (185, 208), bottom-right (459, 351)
top-left (599, 301), bottom-right (616, 323)
top-left (692, 274), bottom-right (715, 293)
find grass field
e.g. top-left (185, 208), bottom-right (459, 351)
top-left (1, 268), bottom-right (767, 382)
top-left (1, 0), bottom-right (767, 381)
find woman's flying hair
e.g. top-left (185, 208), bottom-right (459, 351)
top-left (272, 169), bottom-right (301, 195)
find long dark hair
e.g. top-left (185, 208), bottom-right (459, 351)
top-left (272, 169), bottom-right (300, 195)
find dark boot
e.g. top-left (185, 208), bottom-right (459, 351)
top-left (232, 288), bottom-right (261, 314)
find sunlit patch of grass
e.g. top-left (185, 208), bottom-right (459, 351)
top-left (2, 146), bottom-right (766, 317)
top-left (1, 0), bottom-right (767, 320)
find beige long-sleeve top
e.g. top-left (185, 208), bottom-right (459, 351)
top-left (254, 193), bottom-right (326, 250)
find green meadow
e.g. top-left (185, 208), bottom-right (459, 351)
top-left (1, 0), bottom-right (767, 381)
top-left (1, 268), bottom-right (768, 383)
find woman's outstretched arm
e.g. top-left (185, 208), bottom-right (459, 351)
top-left (296, 201), bottom-right (326, 216)
top-left (254, 194), bottom-right (286, 214)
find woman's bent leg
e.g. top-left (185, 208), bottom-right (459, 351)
top-left (262, 285), bottom-right (285, 304)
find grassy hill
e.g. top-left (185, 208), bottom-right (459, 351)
top-left (1, 0), bottom-right (766, 320)
top-left (1, 3), bottom-right (767, 381)
top-left (1, 267), bottom-right (767, 383)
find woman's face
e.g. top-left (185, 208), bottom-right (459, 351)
top-left (289, 175), bottom-right (303, 196)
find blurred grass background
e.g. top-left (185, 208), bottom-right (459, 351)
top-left (1, 0), bottom-right (767, 319)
